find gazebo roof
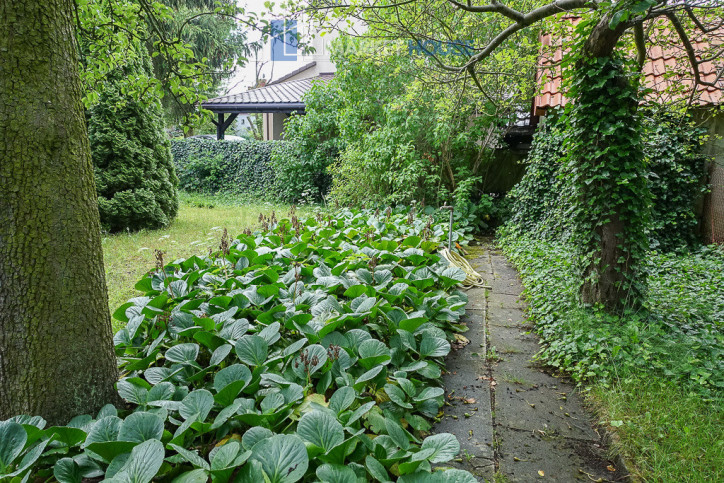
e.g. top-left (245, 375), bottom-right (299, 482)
top-left (202, 73), bottom-right (335, 114)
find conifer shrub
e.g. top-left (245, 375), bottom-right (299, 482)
top-left (88, 45), bottom-right (178, 233)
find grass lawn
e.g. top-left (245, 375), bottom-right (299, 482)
top-left (102, 193), bottom-right (305, 328)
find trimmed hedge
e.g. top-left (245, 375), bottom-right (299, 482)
top-left (171, 138), bottom-right (278, 198)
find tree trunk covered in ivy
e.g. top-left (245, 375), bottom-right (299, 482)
top-left (572, 17), bottom-right (649, 312)
top-left (0, 0), bottom-right (119, 424)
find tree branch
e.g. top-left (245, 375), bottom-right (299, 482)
top-left (667, 11), bottom-right (723, 88)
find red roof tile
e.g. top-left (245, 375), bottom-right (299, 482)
top-left (534, 17), bottom-right (723, 115)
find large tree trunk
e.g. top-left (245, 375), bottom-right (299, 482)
top-left (576, 16), bottom-right (648, 312)
top-left (0, 0), bottom-right (119, 424)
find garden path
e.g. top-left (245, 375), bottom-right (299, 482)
top-left (433, 241), bottom-right (628, 482)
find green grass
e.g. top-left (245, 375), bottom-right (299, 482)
top-left (102, 192), bottom-right (310, 328)
top-left (591, 380), bottom-right (724, 482)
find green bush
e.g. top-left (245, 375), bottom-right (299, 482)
top-left (89, 48), bottom-right (178, 233)
top-left (508, 110), bottom-right (709, 251)
top-left (171, 138), bottom-right (278, 198)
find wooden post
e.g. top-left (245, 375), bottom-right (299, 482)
top-left (216, 113), bottom-right (225, 140)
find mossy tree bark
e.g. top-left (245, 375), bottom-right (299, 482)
top-left (0, 0), bottom-right (119, 424)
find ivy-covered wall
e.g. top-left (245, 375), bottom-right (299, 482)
top-left (507, 107), bottom-right (710, 252)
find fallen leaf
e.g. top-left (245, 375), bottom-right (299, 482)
top-left (464, 397), bottom-right (476, 404)
top-left (538, 470), bottom-right (545, 477)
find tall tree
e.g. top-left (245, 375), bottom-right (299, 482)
top-left (151, 0), bottom-right (252, 132)
top-left (308, 0), bottom-right (723, 312)
top-left (0, 0), bottom-right (119, 424)
top-left (90, 42), bottom-right (179, 232)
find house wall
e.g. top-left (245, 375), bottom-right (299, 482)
top-left (262, 112), bottom-right (289, 140)
top-left (701, 111), bottom-right (724, 244)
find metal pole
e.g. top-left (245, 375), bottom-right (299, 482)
top-left (441, 205), bottom-right (454, 251)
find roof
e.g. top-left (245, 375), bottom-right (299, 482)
top-left (267, 62), bottom-right (317, 85)
top-left (534, 18), bottom-right (723, 115)
top-left (202, 73), bottom-right (335, 113)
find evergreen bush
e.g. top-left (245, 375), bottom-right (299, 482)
top-left (89, 48), bottom-right (178, 233)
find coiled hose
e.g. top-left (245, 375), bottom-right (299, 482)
top-left (439, 247), bottom-right (491, 289)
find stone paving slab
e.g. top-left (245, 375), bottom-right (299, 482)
top-left (496, 428), bottom-right (612, 482)
top-left (433, 244), bottom-right (625, 482)
top-left (489, 279), bottom-right (524, 296)
top-left (487, 308), bottom-right (528, 328)
top-left (487, 293), bottom-right (525, 310)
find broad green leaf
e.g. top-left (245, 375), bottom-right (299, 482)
top-left (171, 469), bottom-right (209, 483)
top-left (242, 426), bottom-right (273, 451)
top-left (85, 441), bottom-right (138, 463)
top-left (84, 416), bottom-right (122, 446)
top-left (419, 335), bottom-right (450, 358)
top-left (111, 439), bottom-right (165, 483)
top-left (0, 421), bottom-right (26, 469)
top-left (398, 469), bottom-right (477, 482)
top-left (117, 379), bottom-right (148, 405)
top-left (328, 387), bottom-right (356, 414)
top-left (250, 434), bottom-right (309, 483)
top-left (214, 364), bottom-right (252, 392)
top-left (180, 390), bottom-right (214, 421)
top-left (168, 443), bottom-right (210, 470)
top-left (118, 412), bottom-right (164, 443)
top-left (45, 426), bottom-right (87, 448)
top-left (358, 339), bottom-right (391, 369)
top-left (316, 463), bottom-right (359, 483)
top-left (165, 343), bottom-right (199, 364)
top-left (354, 366), bottom-right (384, 389)
top-left (414, 387), bottom-right (444, 401)
top-left (210, 344), bottom-right (233, 366)
top-left (54, 457), bottom-right (82, 483)
top-left (421, 433), bottom-right (460, 463)
top-left (235, 335), bottom-right (269, 366)
top-left (384, 419), bottom-right (410, 450)
top-left (297, 411), bottom-right (344, 453)
top-left (385, 384), bottom-right (412, 409)
top-left (365, 455), bottom-right (389, 482)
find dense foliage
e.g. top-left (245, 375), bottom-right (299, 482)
top-left (508, 107), bottom-right (708, 252)
top-left (269, 85), bottom-right (342, 203)
top-left (89, 43), bottom-right (179, 233)
top-left (499, 233), bottom-right (723, 399)
top-left (152, 0), bottom-right (250, 130)
top-left (279, 42), bottom-right (531, 207)
top-left (0, 207), bottom-right (481, 482)
top-left (171, 138), bottom-right (278, 198)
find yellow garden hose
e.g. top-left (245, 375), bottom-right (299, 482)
top-left (439, 247), bottom-right (491, 289)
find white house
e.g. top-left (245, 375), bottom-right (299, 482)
top-left (203, 16), bottom-right (340, 140)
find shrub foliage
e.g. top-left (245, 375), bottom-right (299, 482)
top-left (508, 106), bottom-right (709, 252)
top-left (89, 51), bottom-right (179, 232)
top-left (0, 207), bottom-right (481, 482)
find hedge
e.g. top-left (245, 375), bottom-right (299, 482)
top-left (171, 138), bottom-right (279, 198)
